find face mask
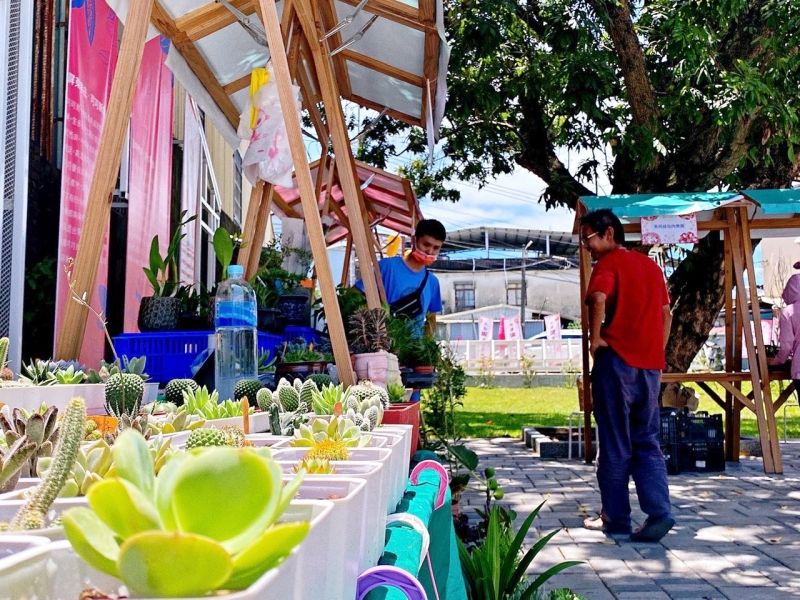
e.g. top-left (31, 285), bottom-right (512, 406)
top-left (411, 246), bottom-right (437, 266)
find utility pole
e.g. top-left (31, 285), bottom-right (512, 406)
top-left (520, 240), bottom-right (533, 334)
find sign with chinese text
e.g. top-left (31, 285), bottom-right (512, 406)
top-left (641, 214), bottom-right (698, 245)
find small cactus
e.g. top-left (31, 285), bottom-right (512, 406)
top-left (0, 336), bottom-right (12, 380)
top-left (186, 428), bottom-right (227, 449)
top-left (8, 397), bottom-right (85, 530)
top-left (164, 378), bottom-right (198, 406)
top-left (104, 372), bottom-right (144, 418)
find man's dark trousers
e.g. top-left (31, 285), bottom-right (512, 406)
top-left (591, 347), bottom-right (672, 530)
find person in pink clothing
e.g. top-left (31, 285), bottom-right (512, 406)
top-left (769, 272), bottom-right (800, 388)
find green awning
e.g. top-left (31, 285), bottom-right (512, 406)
top-left (580, 192), bottom-right (741, 218)
top-left (741, 189), bottom-right (800, 214)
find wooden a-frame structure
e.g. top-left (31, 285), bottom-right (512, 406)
top-left (576, 192), bottom-right (800, 475)
top-left (55, 0), bottom-right (448, 388)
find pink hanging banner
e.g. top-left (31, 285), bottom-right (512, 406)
top-left (124, 36), bottom-right (174, 332)
top-left (54, 0), bottom-right (119, 365)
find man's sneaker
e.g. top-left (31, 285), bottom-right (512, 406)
top-left (583, 515), bottom-right (631, 535)
top-left (630, 516), bottom-right (675, 542)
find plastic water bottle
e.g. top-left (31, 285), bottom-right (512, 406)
top-left (215, 265), bottom-right (257, 402)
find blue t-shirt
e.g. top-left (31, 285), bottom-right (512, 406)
top-left (356, 256), bottom-right (442, 335)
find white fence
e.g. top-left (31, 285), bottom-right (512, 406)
top-left (446, 339), bottom-right (584, 374)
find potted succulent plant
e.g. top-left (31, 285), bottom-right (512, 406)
top-left (274, 340), bottom-right (331, 381)
top-left (138, 212), bottom-right (195, 331)
top-left (348, 307), bottom-right (401, 387)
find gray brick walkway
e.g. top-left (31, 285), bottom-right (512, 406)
top-left (458, 438), bottom-right (800, 599)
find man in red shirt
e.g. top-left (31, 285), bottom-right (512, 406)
top-left (580, 209), bottom-right (675, 542)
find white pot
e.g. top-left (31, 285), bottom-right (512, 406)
top-left (0, 497), bottom-right (88, 540)
top-left (0, 384), bottom-right (106, 415)
top-left (272, 446), bottom-right (398, 514)
top-left (369, 431), bottom-right (407, 511)
top-left (203, 411), bottom-right (270, 433)
top-left (142, 382), bottom-right (159, 405)
top-left (288, 477), bottom-right (368, 599)
top-left (0, 500), bottom-right (335, 600)
top-left (271, 435), bottom-right (387, 450)
top-left (0, 534), bottom-right (51, 562)
top-left (276, 460), bottom-right (386, 570)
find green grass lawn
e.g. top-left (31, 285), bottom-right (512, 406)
top-left (455, 385), bottom-right (800, 439)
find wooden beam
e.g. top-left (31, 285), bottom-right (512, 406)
top-left (222, 73), bottom-right (251, 96)
top-left (576, 203), bottom-right (593, 463)
top-left (271, 193), bottom-right (303, 220)
top-left (738, 205), bottom-right (782, 473)
top-left (349, 92), bottom-right (422, 127)
top-left (293, 0), bottom-right (382, 309)
top-left (316, 0), bottom-right (352, 99)
top-left (726, 207), bottom-right (777, 473)
top-left (247, 186), bottom-right (273, 279)
top-left (176, 0), bottom-right (257, 42)
top-left (336, 0), bottom-right (428, 31)
top-left (256, 0), bottom-right (355, 386)
top-left (56, 0), bottom-right (155, 359)
top-left (419, 0), bottom-right (438, 127)
top-left (723, 234), bottom-right (739, 460)
top-left (341, 236), bottom-right (353, 286)
top-left (151, 2), bottom-right (240, 127)
top-left (238, 180), bottom-right (266, 274)
top-left (622, 216), bottom-right (800, 234)
top-left (339, 49), bottom-right (424, 87)
top-left (718, 381), bottom-right (756, 413)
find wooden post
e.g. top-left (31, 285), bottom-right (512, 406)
top-left (726, 208), bottom-right (778, 473)
top-left (738, 206), bottom-right (782, 473)
top-left (256, 0), bottom-right (355, 386)
top-left (723, 228), bottom-right (740, 461)
top-left (238, 180), bottom-right (264, 277)
top-left (292, 0), bottom-right (382, 310)
top-left (56, 0), bottom-right (156, 359)
top-left (341, 236), bottom-right (353, 287)
top-left (576, 204), bottom-right (593, 463)
top-left (246, 184), bottom-right (273, 279)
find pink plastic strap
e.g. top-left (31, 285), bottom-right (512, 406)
top-left (356, 565), bottom-right (428, 600)
top-left (409, 460), bottom-right (448, 511)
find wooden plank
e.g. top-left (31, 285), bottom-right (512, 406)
top-left (723, 235), bottom-right (738, 460)
top-left (238, 180), bottom-right (266, 274)
top-left (419, 0), bottom-right (438, 127)
top-left (576, 204), bottom-right (593, 463)
top-left (271, 191), bottom-right (303, 220)
top-left (340, 49), bottom-right (424, 87)
top-left (176, 0), bottom-right (257, 42)
top-left (660, 372), bottom-right (753, 383)
top-left (349, 92), bottom-right (422, 127)
top-left (293, 0), bottom-right (382, 310)
top-left (726, 207), bottom-right (776, 473)
top-left (256, 0), bottom-right (355, 386)
top-left (696, 381), bottom-right (725, 409)
top-left (738, 206), bottom-right (782, 473)
top-left (222, 73), bottom-right (251, 95)
top-left (335, 0), bottom-right (427, 30)
top-left (316, 0), bottom-right (353, 99)
top-left (247, 186), bottom-right (273, 279)
top-left (341, 236), bottom-right (353, 286)
top-left (718, 381), bottom-right (756, 413)
top-left (774, 382), bottom-right (798, 412)
top-left (151, 2), bottom-right (240, 127)
top-left (56, 0), bottom-right (155, 360)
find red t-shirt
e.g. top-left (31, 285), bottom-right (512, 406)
top-left (586, 248), bottom-right (670, 369)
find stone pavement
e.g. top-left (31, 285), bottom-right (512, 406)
top-left (458, 438), bottom-right (800, 599)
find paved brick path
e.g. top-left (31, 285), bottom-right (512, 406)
top-left (458, 438), bottom-right (800, 599)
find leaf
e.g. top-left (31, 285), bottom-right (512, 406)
top-left (62, 507), bottom-right (121, 578)
top-left (154, 452), bottom-right (188, 531)
top-left (148, 236), bottom-right (165, 276)
top-left (119, 531), bottom-right (232, 597)
top-left (500, 500), bottom-right (545, 592)
top-left (86, 478), bottom-right (161, 539)
top-left (213, 227), bottom-right (234, 275)
top-left (225, 521), bottom-right (310, 589)
top-left (112, 429), bottom-right (155, 497)
top-left (449, 443), bottom-right (479, 471)
top-left (171, 448), bottom-right (281, 554)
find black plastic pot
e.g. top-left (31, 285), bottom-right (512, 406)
top-left (277, 294), bottom-right (311, 326)
top-left (138, 296), bottom-right (180, 331)
top-left (257, 308), bottom-right (283, 333)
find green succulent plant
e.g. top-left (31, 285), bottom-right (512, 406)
top-left (146, 407), bottom-right (206, 435)
top-left (386, 381), bottom-right (408, 404)
top-left (62, 430), bottom-right (309, 597)
top-left (50, 365), bottom-right (87, 384)
top-left (20, 358), bottom-right (58, 386)
top-left (183, 386), bottom-right (252, 420)
top-left (0, 403), bottom-right (59, 478)
top-left (290, 416), bottom-right (369, 451)
top-left (308, 383), bottom-right (348, 415)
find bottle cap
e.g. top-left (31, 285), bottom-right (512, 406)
top-left (227, 265), bottom-right (244, 279)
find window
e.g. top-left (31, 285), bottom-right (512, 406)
top-left (507, 282), bottom-right (523, 306)
top-left (454, 283), bottom-right (475, 311)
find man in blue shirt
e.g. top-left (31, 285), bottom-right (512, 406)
top-left (357, 219), bottom-right (446, 337)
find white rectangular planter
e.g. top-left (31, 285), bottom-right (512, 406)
top-left (0, 534), bottom-right (51, 562)
top-left (0, 384), bottom-right (106, 415)
top-left (288, 477), bottom-right (367, 599)
top-left (0, 499), bottom-right (335, 600)
top-left (270, 434), bottom-right (388, 449)
top-left (203, 411), bottom-right (270, 433)
top-left (369, 430), bottom-right (407, 511)
top-left (0, 497), bottom-right (88, 540)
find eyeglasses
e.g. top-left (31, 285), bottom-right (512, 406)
top-left (580, 232), bottom-right (598, 246)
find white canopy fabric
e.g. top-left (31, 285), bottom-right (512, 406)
top-left (108, 0), bottom-right (449, 148)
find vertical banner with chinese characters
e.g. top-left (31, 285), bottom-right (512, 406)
top-left (124, 37), bottom-right (174, 332)
top-left (544, 313), bottom-right (562, 340)
top-left (54, 0), bottom-right (119, 364)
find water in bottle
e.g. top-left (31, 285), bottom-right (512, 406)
top-left (215, 264), bottom-right (258, 402)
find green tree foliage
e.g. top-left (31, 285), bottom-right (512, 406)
top-left (355, 0), bottom-right (800, 369)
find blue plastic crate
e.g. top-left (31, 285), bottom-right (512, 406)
top-left (114, 331), bottom-right (283, 385)
top-left (282, 325), bottom-right (321, 345)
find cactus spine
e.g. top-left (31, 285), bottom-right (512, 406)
top-left (9, 397), bottom-right (85, 530)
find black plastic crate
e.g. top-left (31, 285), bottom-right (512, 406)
top-left (660, 409), bottom-right (680, 445)
top-left (678, 440), bottom-right (725, 472)
top-left (661, 442), bottom-right (681, 475)
top-left (678, 412), bottom-right (723, 444)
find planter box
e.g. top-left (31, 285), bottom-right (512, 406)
top-left (203, 411), bottom-right (270, 433)
top-left (271, 435), bottom-right (388, 450)
top-left (289, 477), bottom-right (367, 599)
top-left (367, 430), bottom-right (406, 512)
top-left (0, 499), bottom-right (335, 600)
top-left (381, 402), bottom-right (420, 460)
top-left (0, 497), bottom-right (88, 540)
top-left (272, 447), bottom-right (399, 514)
top-left (353, 351), bottom-right (401, 387)
top-left (0, 534), bottom-right (50, 562)
top-left (0, 384), bottom-right (106, 415)
top-left (275, 460), bottom-right (386, 570)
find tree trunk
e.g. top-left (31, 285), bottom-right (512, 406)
top-left (664, 232), bottom-right (726, 372)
